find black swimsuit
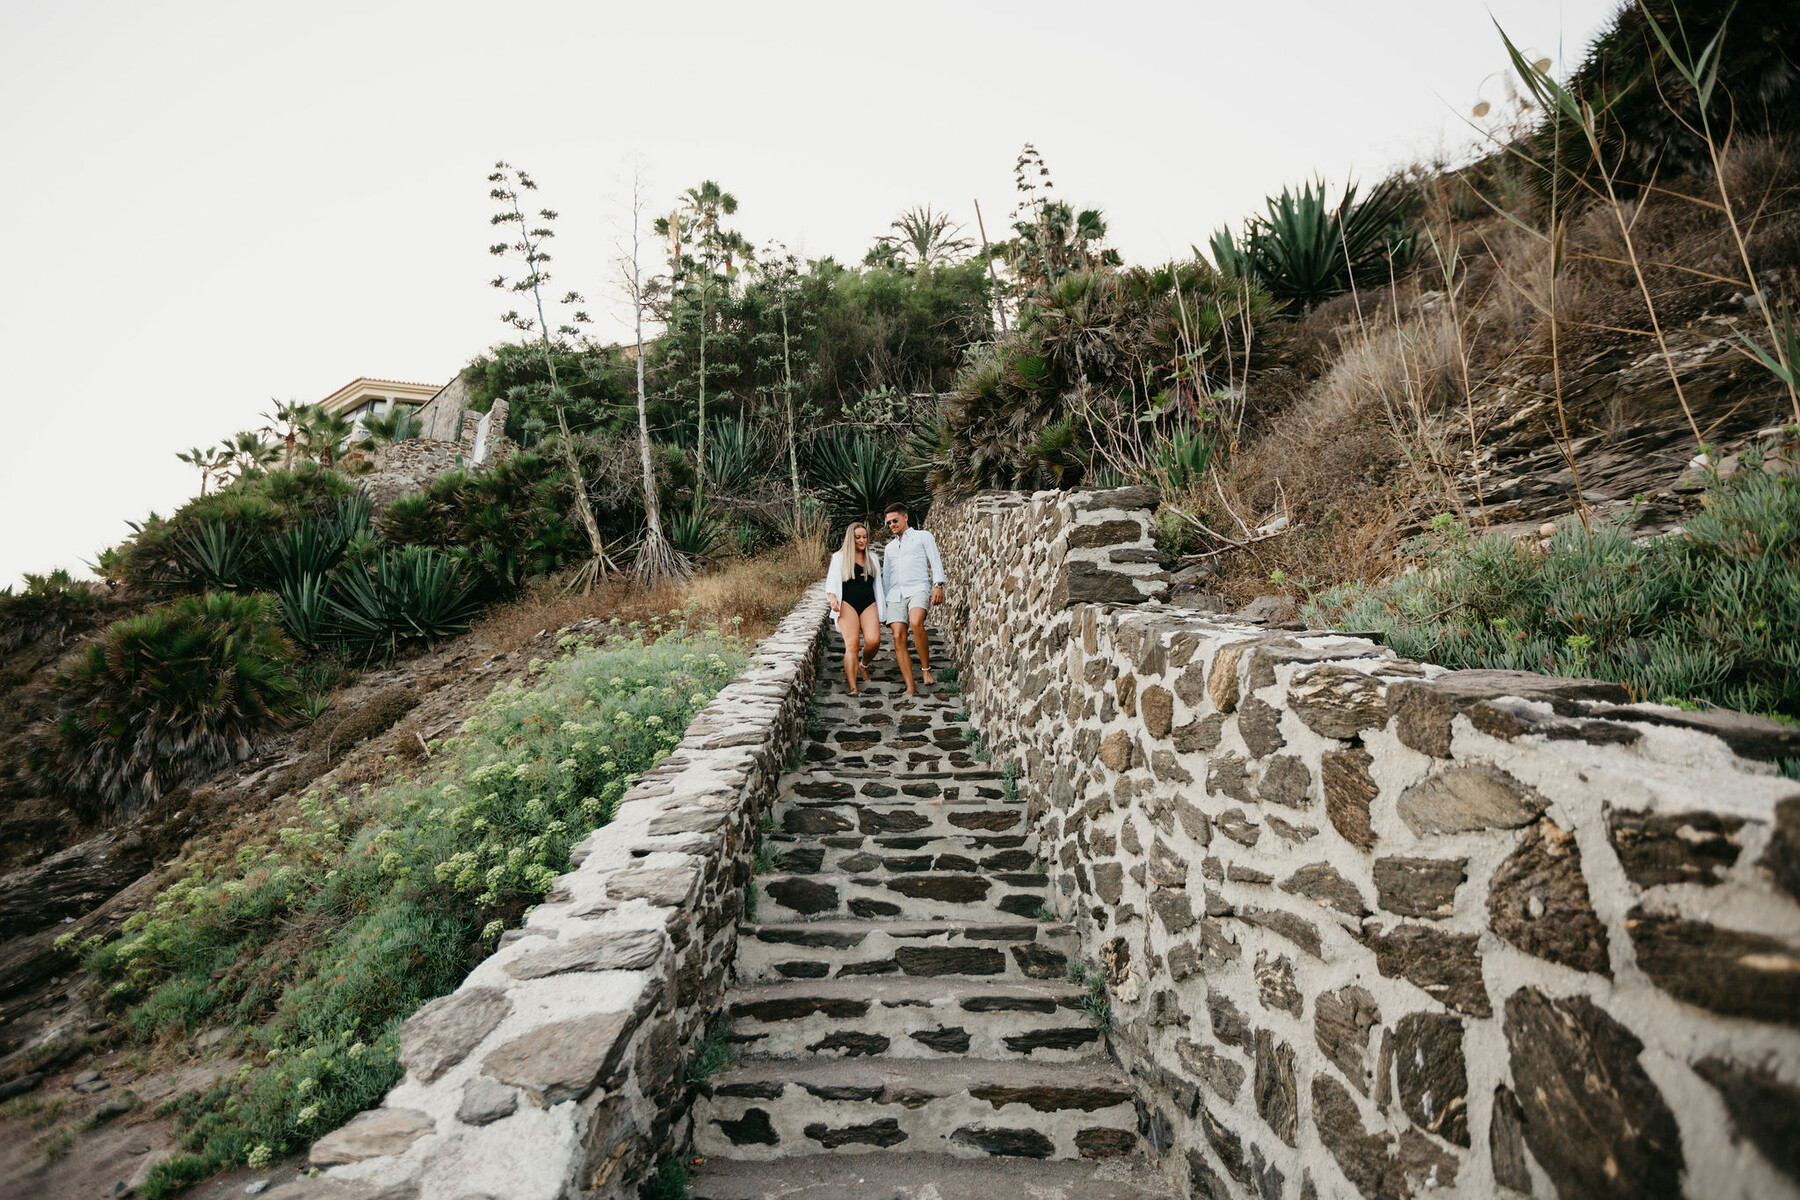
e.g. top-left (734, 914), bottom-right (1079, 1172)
top-left (841, 561), bottom-right (876, 615)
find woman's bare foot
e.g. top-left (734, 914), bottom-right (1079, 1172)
top-left (921, 669), bottom-right (936, 687)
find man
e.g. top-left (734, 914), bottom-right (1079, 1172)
top-left (881, 502), bottom-right (946, 695)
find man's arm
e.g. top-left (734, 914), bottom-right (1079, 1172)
top-left (923, 530), bottom-right (947, 586)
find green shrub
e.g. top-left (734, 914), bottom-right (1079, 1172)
top-left (805, 428), bottom-right (922, 521)
top-left (1210, 176), bottom-right (1414, 308)
top-left (0, 569), bottom-right (108, 654)
top-left (376, 453), bottom-right (579, 597)
top-left (325, 547), bottom-right (480, 662)
top-left (1304, 448), bottom-right (1800, 718)
top-left (80, 630), bottom-right (746, 1183)
top-left (669, 500), bottom-right (724, 559)
top-left (39, 592), bottom-right (301, 818)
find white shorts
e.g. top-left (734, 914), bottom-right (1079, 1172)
top-left (886, 590), bottom-right (931, 620)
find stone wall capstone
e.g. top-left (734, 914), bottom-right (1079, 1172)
top-left (930, 486), bottom-right (1800, 1200)
top-left (269, 586), bottom-right (832, 1200)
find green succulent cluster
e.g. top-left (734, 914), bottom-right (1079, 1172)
top-left (1305, 445), bottom-right (1800, 722)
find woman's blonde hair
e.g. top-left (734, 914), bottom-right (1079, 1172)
top-left (840, 523), bottom-right (870, 582)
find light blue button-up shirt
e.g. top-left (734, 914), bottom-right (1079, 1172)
top-left (883, 527), bottom-right (946, 595)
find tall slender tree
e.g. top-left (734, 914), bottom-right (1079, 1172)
top-left (621, 167), bottom-right (689, 584)
top-left (488, 161), bottom-right (616, 592)
top-left (657, 180), bottom-right (741, 504)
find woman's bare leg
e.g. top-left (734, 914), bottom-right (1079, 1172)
top-left (858, 605), bottom-right (881, 678)
top-left (837, 607), bottom-right (862, 693)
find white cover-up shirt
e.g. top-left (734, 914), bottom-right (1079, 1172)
top-left (883, 527), bottom-right (946, 597)
top-left (825, 549), bottom-right (887, 623)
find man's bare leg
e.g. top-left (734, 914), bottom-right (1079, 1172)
top-left (890, 622), bottom-right (916, 693)
top-left (910, 607), bottom-right (934, 686)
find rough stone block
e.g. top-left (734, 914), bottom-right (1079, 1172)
top-left (1288, 666), bottom-right (1388, 738)
top-left (1504, 987), bottom-right (1683, 1199)
top-left (398, 987), bottom-right (511, 1084)
top-left (1313, 986), bottom-right (1380, 1096)
top-left (1393, 1012), bottom-right (1468, 1146)
top-left (1362, 924), bottom-right (1489, 1017)
top-left (1280, 862), bottom-right (1370, 918)
top-left (1607, 807), bottom-right (1746, 888)
top-left (308, 1108), bottom-right (434, 1166)
top-left (1397, 763), bottom-right (1545, 836)
top-left (1372, 857), bottom-right (1465, 920)
top-left (1321, 748), bottom-right (1378, 851)
top-left (1253, 1030), bottom-right (1299, 1147)
top-left (483, 1011), bottom-right (638, 1107)
top-left (1626, 909), bottom-right (1800, 1026)
top-left (504, 928), bottom-right (664, 980)
top-left (1488, 821), bottom-right (1610, 975)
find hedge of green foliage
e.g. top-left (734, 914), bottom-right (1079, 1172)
top-left (1304, 446), bottom-right (1800, 720)
top-left (38, 592), bottom-right (302, 819)
top-left (70, 627), bottom-right (745, 1197)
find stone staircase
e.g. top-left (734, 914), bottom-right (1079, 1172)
top-left (689, 631), bottom-right (1172, 1199)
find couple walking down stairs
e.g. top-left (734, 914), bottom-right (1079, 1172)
top-left (688, 627), bottom-right (1172, 1199)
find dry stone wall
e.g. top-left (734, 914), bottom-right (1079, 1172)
top-left (273, 587), bottom-right (831, 1200)
top-left (931, 486), bottom-right (1800, 1200)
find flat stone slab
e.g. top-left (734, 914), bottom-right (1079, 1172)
top-left (504, 927), bottom-right (664, 979)
top-left (689, 1151), bottom-right (1175, 1199)
top-left (398, 987), bottom-right (511, 1084)
top-left (307, 1107), bottom-right (434, 1165)
top-left (482, 1011), bottom-right (637, 1106)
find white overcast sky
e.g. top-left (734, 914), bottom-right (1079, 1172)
top-left (0, 0), bottom-right (1622, 587)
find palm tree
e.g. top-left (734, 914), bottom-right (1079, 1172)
top-left (666, 179), bottom-right (739, 504)
top-left (176, 445), bottom-right (231, 494)
top-left (298, 406), bottom-right (354, 468)
top-left (261, 400), bottom-right (308, 466)
top-left (222, 430), bottom-right (280, 481)
top-left (625, 172), bottom-right (689, 585)
top-left (356, 405), bottom-right (418, 452)
top-left (888, 205), bottom-right (974, 273)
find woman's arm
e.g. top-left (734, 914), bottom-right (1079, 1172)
top-left (825, 551), bottom-right (843, 611)
top-left (871, 550), bottom-right (886, 624)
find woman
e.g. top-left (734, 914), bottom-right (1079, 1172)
top-left (825, 522), bottom-right (885, 694)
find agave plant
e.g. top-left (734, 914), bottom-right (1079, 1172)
top-left (1152, 424), bottom-right (1217, 491)
top-left (263, 520), bottom-right (349, 593)
top-left (169, 520), bottom-right (261, 592)
top-left (668, 500), bottom-right (724, 559)
top-left (40, 592), bottom-right (300, 818)
top-left (326, 547), bottom-right (479, 661)
top-left (277, 573), bottom-right (335, 649)
top-left (1211, 177), bottom-right (1415, 307)
top-left (705, 417), bottom-right (768, 498)
top-left (806, 429), bottom-right (922, 520)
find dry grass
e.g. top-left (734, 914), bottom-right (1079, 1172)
top-left (474, 540), bottom-right (824, 653)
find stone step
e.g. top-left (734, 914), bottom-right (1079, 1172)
top-left (689, 1150), bottom-right (1175, 1199)
top-left (735, 920), bottom-right (1076, 983)
top-left (769, 831), bottom-right (1038, 877)
top-left (692, 1056), bottom-right (1139, 1163)
top-left (754, 871), bottom-right (1049, 923)
top-left (774, 799), bottom-right (1028, 844)
top-left (722, 976), bottom-right (1101, 1062)
top-left (778, 772), bottom-right (1008, 808)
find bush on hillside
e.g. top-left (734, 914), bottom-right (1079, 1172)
top-left (0, 569), bottom-right (110, 654)
top-left (378, 451), bottom-right (581, 597)
top-left (74, 628), bottom-right (745, 1193)
top-left (1304, 446), bottom-right (1800, 718)
top-left (103, 464), bottom-right (360, 592)
top-left (37, 592), bottom-right (301, 819)
top-left (936, 260), bottom-right (1277, 493)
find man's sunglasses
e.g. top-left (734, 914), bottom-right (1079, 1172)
top-left (885, 517), bottom-right (902, 526)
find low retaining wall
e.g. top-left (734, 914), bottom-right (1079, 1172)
top-left (931, 487), bottom-right (1800, 1200)
top-left (281, 587), bottom-right (831, 1200)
